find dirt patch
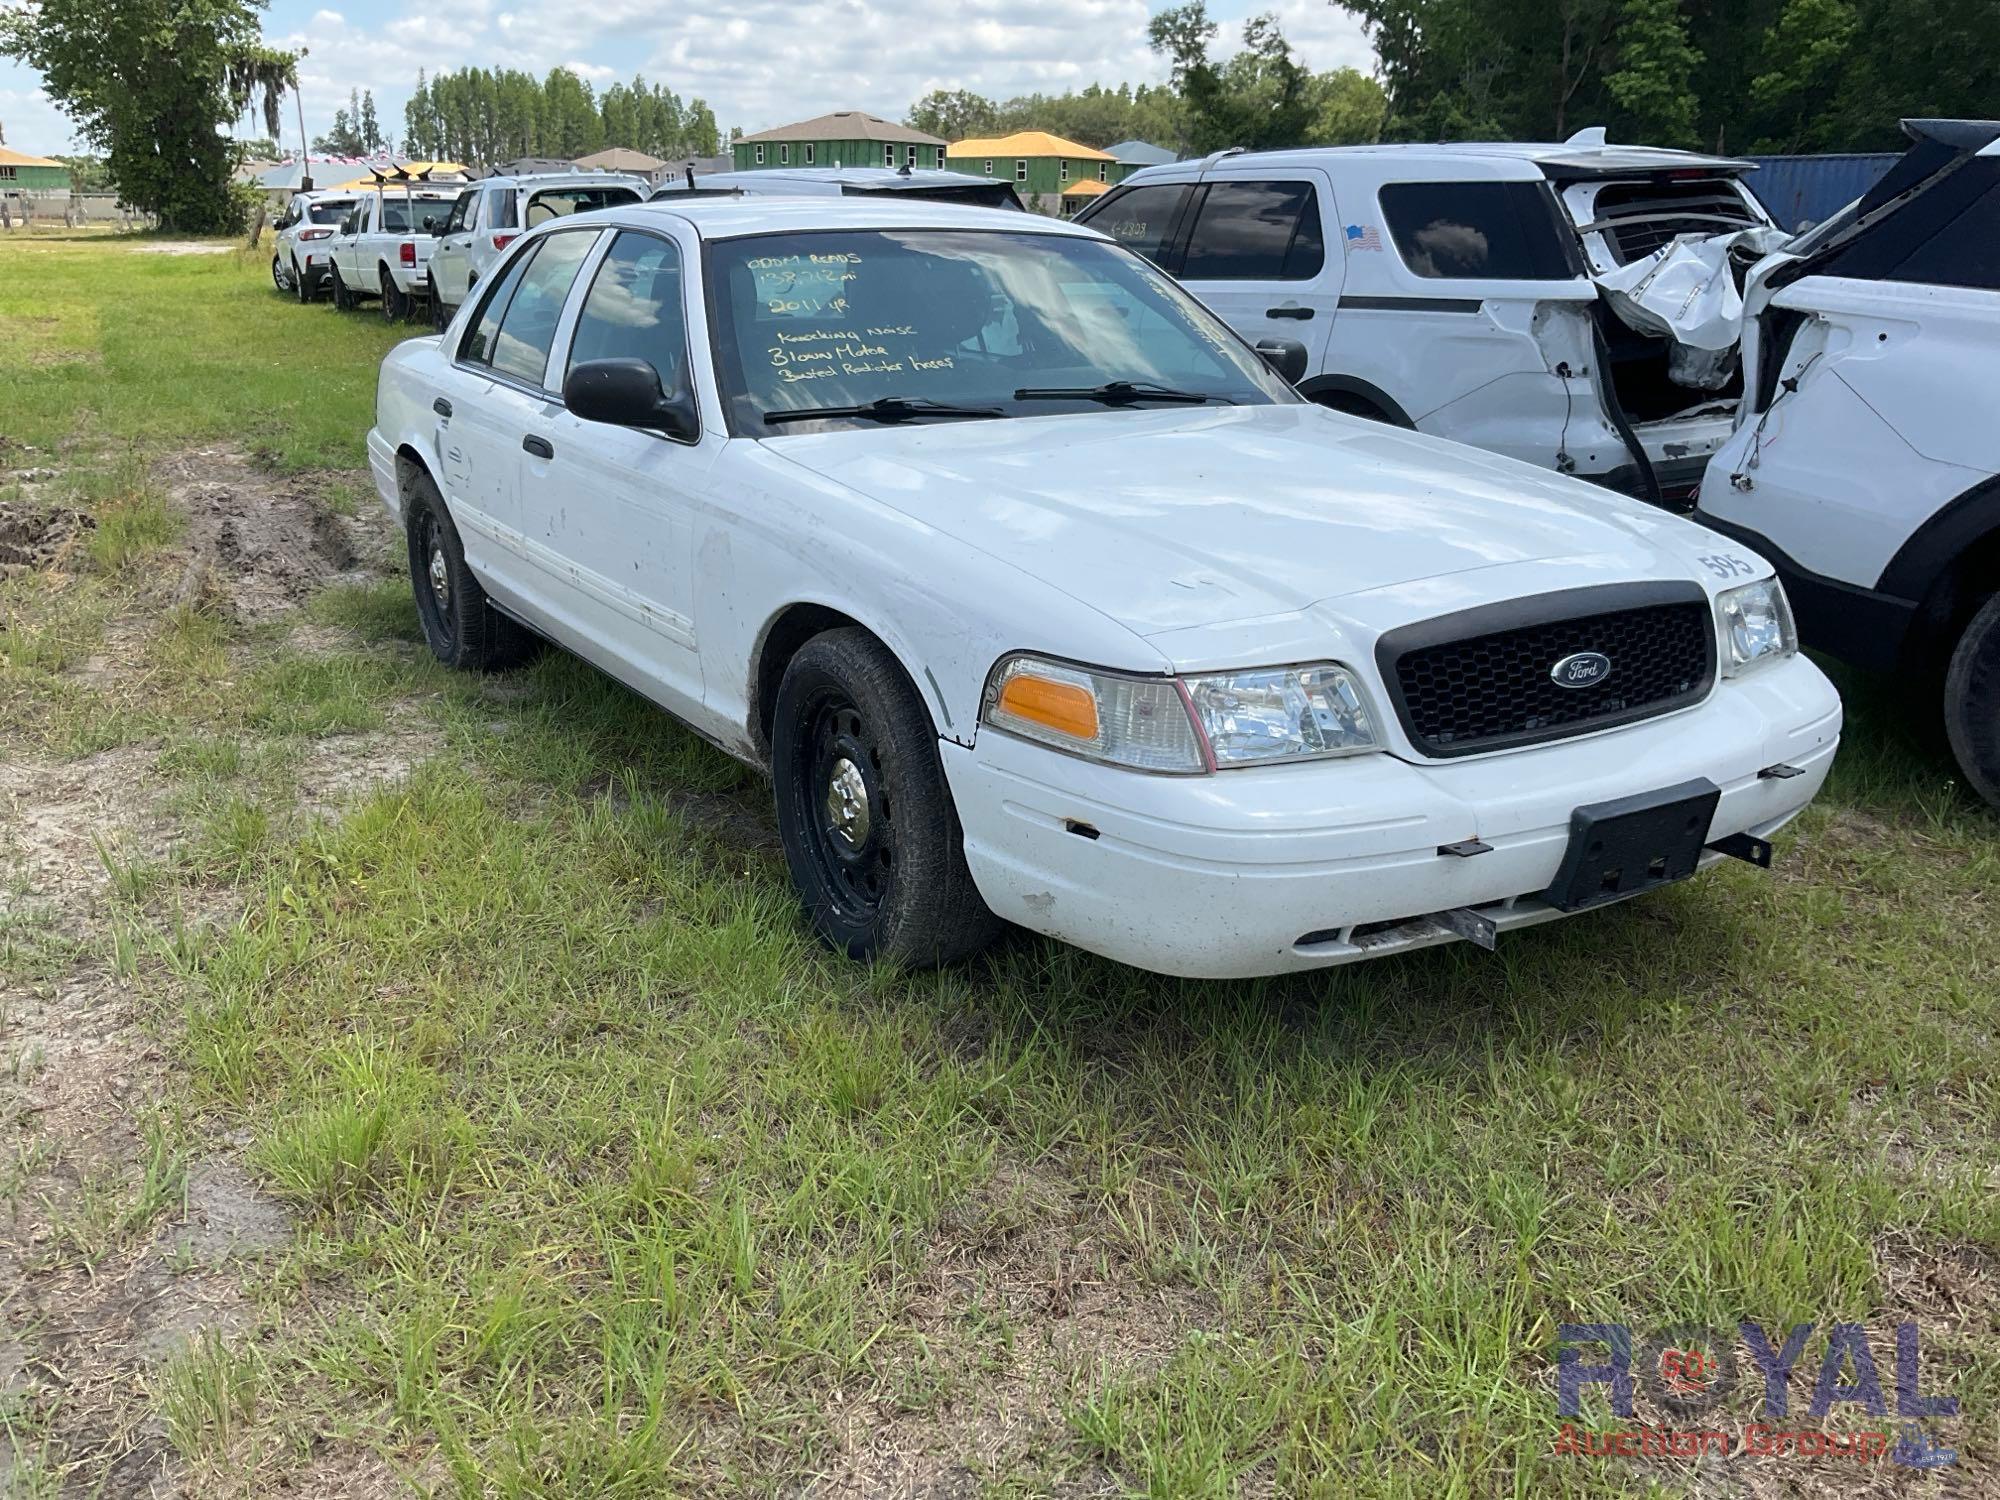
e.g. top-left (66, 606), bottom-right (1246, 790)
top-left (157, 449), bottom-right (386, 622)
top-left (0, 744), bottom-right (175, 935)
top-left (0, 499), bottom-right (95, 577)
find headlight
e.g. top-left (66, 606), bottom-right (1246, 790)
top-left (981, 654), bottom-right (1381, 772)
top-left (1183, 663), bottom-right (1379, 765)
top-left (1716, 578), bottom-right (1797, 677)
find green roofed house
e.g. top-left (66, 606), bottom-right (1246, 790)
top-left (733, 112), bottom-right (948, 173)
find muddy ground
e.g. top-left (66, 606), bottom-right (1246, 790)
top-left (0, 449), bottom-right (421, 1495)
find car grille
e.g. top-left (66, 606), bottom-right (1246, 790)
top-left (1378, 585), bottom-right (1715, 758)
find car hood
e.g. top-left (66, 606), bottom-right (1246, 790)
top-left (765, 405), bottom-right (1713, 638)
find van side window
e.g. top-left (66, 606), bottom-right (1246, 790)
top-left (1379, 181), bottom-right (1575, 280)
top-left (1077, 184), bottom-right (1188, 265)
top-left (1181, 181), bottom-right (1325, 281)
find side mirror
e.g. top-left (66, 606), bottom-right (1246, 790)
top-left (1255, 338), bottom-right (1309, 386)
top-left (422, 214), bottom-right (439, 233)
top-left (563, 358), bottom-right (699, 442)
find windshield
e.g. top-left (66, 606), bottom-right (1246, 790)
top-left (707, 229), bottom-right (1296, 432)
top-left (307, 201), bottom-right (352, 225)
top-left (525, 186), bottom-right (642, 226)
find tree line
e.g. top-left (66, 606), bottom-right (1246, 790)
top-left (1340, 0), bottom-right (1998, 152)
top-left (397, 68), bottom-right (721, 165)
top-left (906, 6), bottom-right (1390, 155)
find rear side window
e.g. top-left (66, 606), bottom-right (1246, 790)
top-left (565, 232), bottom-right (690, 399)
top-left (462, 231), bottom-right (596, 381)
top-left (1181, 181), bottom-right (1326, 281)
top-left (1817, 160), bottom-right (2000, 292)
top-left (1077, 183), bottom-right (1188, 264)
top-left (1379, 181), bottom-right (1576, 280)
top-left (307, 201), bottom-right (350, 225)
top-left (488, 189), bottom-right (518, 231)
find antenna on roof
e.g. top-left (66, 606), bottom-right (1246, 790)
top-left (1564, 126), bottom-right (1608, 147)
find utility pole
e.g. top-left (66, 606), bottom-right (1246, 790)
top-left (294, 53), bottom-right (314, 191)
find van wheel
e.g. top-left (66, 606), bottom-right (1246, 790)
top-left (380, 268), bottom-right (407, 322)
top-left (1944, 592), bottom-right (2000, 809)
top-left (404, 473), bottom-right (532, 672)
top-left (772, 630), bottom-right (1001, 967)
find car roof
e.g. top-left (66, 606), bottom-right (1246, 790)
top-left (479, 172), bottom-right (649, 191)
top-left (615, 194), bottom-right (1101, 240)
top-left (678, 166), bottom-right (1011, 192)
top-left (1122, 140), bottom-right (1756, 184)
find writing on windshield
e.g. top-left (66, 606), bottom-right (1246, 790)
top-left (708, 229), bottom-right (1292, 431)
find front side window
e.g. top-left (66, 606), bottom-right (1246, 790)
top-left (467, 231), bottom-right (598, 384)
top-left (1181, 180), bottom-right (1325, 281)
top-left (565, 232), bottom-right (691, 401)
top-left (1378, 180), bottom-right (1576, 280)
top-left (1074, 183), bottom-right (1189, 265)
top-left (707, 228), bottom-right (1295, 433)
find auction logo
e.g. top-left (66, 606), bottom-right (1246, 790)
top-left (1554, 1322), bottom-right (1957, 1468)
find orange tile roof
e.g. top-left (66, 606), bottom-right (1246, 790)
top-left (947, 131), bottom-right (1115, 162)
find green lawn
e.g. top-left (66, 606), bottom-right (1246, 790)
top-left (1, 233), bottom-right (1995, 1497)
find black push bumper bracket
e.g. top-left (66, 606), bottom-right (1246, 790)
top-left (1708, 831), bottom-right (1773, 868)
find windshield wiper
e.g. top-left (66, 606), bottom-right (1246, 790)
top-left (764, 396), bottom-right (1004, 426)
top-left (1012, 380), bottom-right (1227, 406)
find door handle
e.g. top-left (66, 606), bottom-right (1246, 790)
top-left (1266, 306), bottom-right (1315, 320)
top-left (522, 435), bottom-right (554, 460)
top-left (432, 396), bottom-right (452, 418)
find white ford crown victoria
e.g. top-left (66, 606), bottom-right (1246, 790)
top-left (367, 196), bottom-right (1841, 978)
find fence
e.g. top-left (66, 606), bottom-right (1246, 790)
top-left (1, 192), bottom-right (156, 230)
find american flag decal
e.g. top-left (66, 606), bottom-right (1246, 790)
top-left (1344, 223), bottom-right (1382, 251)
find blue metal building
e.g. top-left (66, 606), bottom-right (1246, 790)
top-left (1743, 153), bottom-right (1900, 231)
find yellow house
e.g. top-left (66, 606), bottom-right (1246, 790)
top-left (946, 131), bottom-right (1117, 215)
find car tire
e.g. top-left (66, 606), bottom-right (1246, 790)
top-left (431, 296), bottom-right (452, 335)
top-left (294, 258), bottom-right (314, 304)
top-left (330, 266), bottom-right (349, 311)
top-left (1943, 591), bottom-right (2000, 809)
top-left (271, 253), bottom-right (286, 292)
top-left (380, 268), bottom-right (407, 323)
top-left (404, 472), bottom-right (533, 672)
top-left (771, 629), bottom-right (1002, 967)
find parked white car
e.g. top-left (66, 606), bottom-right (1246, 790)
top-left (367, 197), bottom-right (1839, 977)
top-left (326, 185), bottom-right (465, 321)
top-left (656, 165), bottom-right (1023, 211)
top-left (1078, 134), bottom-right (1777, 508)
top-left (427, 173), bottom-right (648, 328)
top-left (272, 190), bottom-right (357, 303)
top-left (1699, 119), bottom-right (2000, 805)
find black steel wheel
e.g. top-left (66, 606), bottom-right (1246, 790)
top-left (772, 629), bottom-right (1000, 966)
top-left (403, 471), bottom-right (532, 672)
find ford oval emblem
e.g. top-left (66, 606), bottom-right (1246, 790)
top-left (1550, 651), bottom-right (1612, 689)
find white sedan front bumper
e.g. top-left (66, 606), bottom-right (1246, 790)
top-left (942, 654), bottom-right (1840, 979)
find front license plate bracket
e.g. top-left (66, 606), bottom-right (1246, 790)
top-left (1542, 777), bottom-right (1721, 913)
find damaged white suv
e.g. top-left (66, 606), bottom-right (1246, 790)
top-left (1078, 131), bottom-right (1778, 509)
top-left (368, 196), bottom-right (1839, 978)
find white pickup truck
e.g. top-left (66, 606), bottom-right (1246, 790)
top-left (326, 186), bottom-right (466, 321)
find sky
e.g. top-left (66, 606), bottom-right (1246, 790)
top-left (0, 0), bottom-right (1375, 159)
